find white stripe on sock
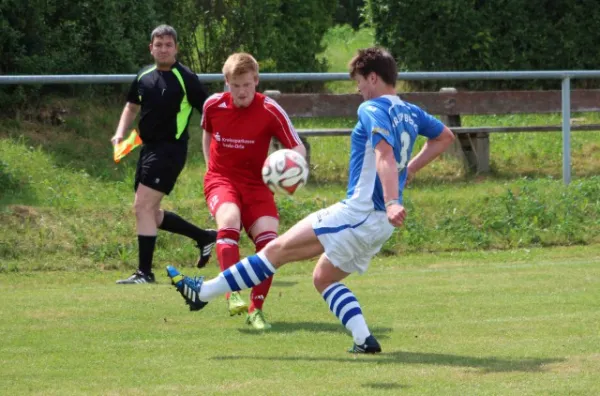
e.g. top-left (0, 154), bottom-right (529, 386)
top-left (256, 251), bottom-right (277, 273)
top-left (241, 258), bottom-right (262, 285)
top-left (229, 266), bottom-right (250, 289)
top-left (330, 290), bottom-right (353, 314)
top-left (338, 301), bottom-right (361, 320)
top-left (217, 238), bottom-right (238, 245)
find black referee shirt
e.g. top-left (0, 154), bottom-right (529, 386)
top-left (127, 61), bottom-right (208, 143)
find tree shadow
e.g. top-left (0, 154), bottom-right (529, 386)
top-left (213, 350), bottom-right (564, 373)
top-left (238, 320), bottom-right (392, 339)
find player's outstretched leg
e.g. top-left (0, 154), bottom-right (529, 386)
top-left (321, 282), bottom-right (382, 354)
top-left (166, 265), bottom-right (208, 311)
top-left (166, 252), bottom-right (278, 311)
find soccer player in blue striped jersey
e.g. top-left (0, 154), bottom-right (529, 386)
top-left (167, 47), bottom-right (455, 353)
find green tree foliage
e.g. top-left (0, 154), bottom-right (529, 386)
top-left (0, 0), bottom-right (156, 75)
top-left (1, 0), bottom-right (337, 105)
top-left (0, 0), bottom-right (158, 109)
top-left (154, 0), bottom-right (336, 91)
top-left (334, 0), bottom-right (365, 30)
top-left (157, 1), bottom-right (336, 73)
top-left (366, 0), bottom-right (600, 89)
top-left (155, 0), bottom-right (281, 73)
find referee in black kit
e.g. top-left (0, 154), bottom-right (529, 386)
top-left (111, 24), bottom-right (216, 284)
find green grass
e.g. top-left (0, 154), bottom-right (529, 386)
top-left (1, 245), bottom-right (599, 395)
top-left (463, 113), bottom-right (600, 178)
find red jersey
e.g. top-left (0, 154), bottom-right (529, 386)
top-left (202, 92), bottom-right (302, 184)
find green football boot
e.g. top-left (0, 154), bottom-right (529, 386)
top-left (227, 292), bottom-right (249, 316)
top-left (246, 309), bottom-right (272, 330)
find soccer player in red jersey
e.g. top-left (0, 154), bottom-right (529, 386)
top-left (201, 52), bottom-right (306, 329)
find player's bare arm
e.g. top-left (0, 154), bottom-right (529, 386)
top-left (374, 139), bottom-right (406, 227)
top-left (202, 129), bottom-right (211, 165)
top-left (406, 126), bottom-right (455, 181)
top-left (291, 142), bottom-right (307, 159)
top-left (112, 102), bottom-right (140, 145)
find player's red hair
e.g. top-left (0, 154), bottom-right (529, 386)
top-left (223, 53), bottom-right (259, 79)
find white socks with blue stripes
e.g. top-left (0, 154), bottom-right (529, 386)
top-left (322, 282), bottom-right (370, 345)
top-left (199, 251), bottom-right (277, 301)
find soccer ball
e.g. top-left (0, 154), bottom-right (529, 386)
top-left (262, 149), bottom-right (309, 195)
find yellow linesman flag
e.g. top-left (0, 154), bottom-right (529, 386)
top-left (113, 129), bottom-right (142, 163)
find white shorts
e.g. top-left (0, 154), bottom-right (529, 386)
top-left (309, 202), bottom-right (395, 274)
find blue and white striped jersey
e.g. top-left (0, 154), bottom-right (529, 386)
top-left (344, 94), bottom-right (444, 212)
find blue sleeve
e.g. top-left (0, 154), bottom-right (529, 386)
top-left (416, 107), bottom-right (444, 139)
top-left (357, 102), bottom-right (395, 150)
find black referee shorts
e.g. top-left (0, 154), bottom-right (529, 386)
top-left (134, 142), bottom-right (187, 195)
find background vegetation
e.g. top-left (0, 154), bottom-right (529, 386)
top-left (3, 0), bottom-right (600, 109)
top-left (367, 0), bottom-right (600, 89)
top-left (2, 100), bottom-right (599, 273)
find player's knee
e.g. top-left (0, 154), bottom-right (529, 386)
top-left (312, 270), bottom-right (330, 293)
top-left (215, 204), bottom-right (241, 227)
top-left (262, 238), bottom-right (286, 267)
top-left (133, 200), bottom-right (156, 218)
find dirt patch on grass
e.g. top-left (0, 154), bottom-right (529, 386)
top-left (7, 204), bottom-right (39, 220)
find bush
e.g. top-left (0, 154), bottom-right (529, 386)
top-left (366, 0), bottom-right (600, 89)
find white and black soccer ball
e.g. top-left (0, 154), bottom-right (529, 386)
top-left (261, 149), bottom-right (309, 195)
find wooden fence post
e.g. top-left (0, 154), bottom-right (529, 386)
top-left (439, 87), bottom-right (490, 174)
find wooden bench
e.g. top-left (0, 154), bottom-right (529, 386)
top-left (266, 89), bottom-right (600, 173)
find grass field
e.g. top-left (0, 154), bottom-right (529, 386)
top-left (1, 245), bottom-right (599, 395)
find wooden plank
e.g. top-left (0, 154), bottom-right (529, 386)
top-left (296, 124), bottom-right (600, 136)
top-left (270, 90), bottom-right (600, 117)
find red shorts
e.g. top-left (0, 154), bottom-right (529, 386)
top-left (204, 174), bottom-right (278, 232)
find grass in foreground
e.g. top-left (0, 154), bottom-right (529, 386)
top-left (1, 245), bottom-right (599, 395)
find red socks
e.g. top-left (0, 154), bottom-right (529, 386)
top-left (216, 228), bottom-right (240, 300)
top-left (249, 231), bottom-right (277, 313)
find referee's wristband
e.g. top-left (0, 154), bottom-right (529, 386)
top-left (385, 199), bottom-right (399, 208)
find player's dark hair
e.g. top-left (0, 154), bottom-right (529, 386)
top-left (349, 47), bottom-right (397, 86)
top-left (151, 24), bottom-right (177, 44)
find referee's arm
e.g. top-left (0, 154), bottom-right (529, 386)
top-left (112, 102), bottom-right (140, 145)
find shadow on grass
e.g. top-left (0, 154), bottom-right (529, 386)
top-left (4, 129), bottom-right (132, 183)
top-left (238, 320), bottom-right (392, 339)
top-left (0, 174), bottom-right (40, 207)
top-left (213, 349), bottom-right (563, 373)
top-left (362, 383), bottom-right (410, 391)
top-left (271, 280), bottom-right (299, 288)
